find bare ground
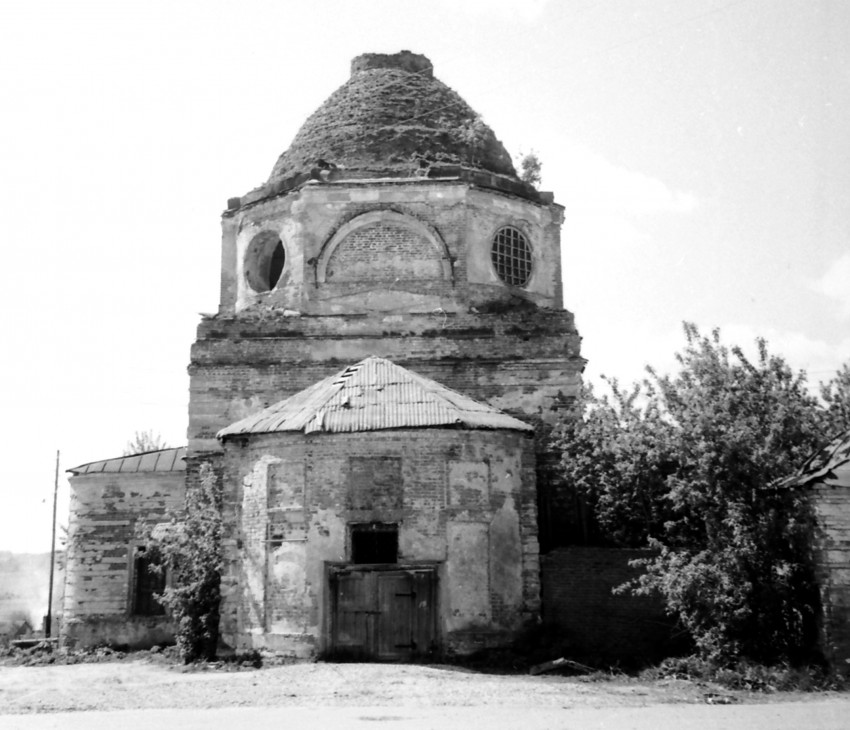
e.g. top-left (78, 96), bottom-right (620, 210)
top-left (0, 655), bottom-right (843, 715)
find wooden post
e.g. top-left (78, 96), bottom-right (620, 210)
top-left (46, 450), bottom-right (59, 638)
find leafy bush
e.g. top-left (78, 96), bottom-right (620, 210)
top-left (143, 462), bottom-right (223, 663)
top-left (556, 324), bottom-right (844, 664)
top-left (644, 655), bottom-right (848, 692)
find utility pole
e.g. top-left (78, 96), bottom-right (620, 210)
top-left (46, 450), bottom-right (59, 638)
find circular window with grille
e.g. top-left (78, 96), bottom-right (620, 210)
top-left (245, 231), bottom-right (286, 292)
top-left (491, 226), bottom-right (532, 286)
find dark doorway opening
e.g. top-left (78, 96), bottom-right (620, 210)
top-left (350, 523), bottom-right (398, 564)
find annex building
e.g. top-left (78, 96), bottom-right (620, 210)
top-left (62, 51), bottom-right (584, 659)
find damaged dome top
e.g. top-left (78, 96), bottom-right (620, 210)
top-left (268, 51), bottom-right (518, 182)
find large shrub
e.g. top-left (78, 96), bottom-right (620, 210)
top-left (557, 324), bottom-right (835, 664)
top-left (143, 462), bottom-right (223, 662)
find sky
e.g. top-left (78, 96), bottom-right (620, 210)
top-left (0, 0), bottom-right (848, 553)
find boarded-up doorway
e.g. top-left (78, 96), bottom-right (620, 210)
top-left (328, 565), bottom-right (437, 660)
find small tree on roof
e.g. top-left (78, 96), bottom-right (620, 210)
top-left (821, 362), bottom-right (850, 437)
top-left (518, 151), bottom-right (542, 187)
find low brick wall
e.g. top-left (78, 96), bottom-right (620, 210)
top-left (62, 615), bottom-right (175, 651)
top-left (540, 547), bottom-right (682, 664)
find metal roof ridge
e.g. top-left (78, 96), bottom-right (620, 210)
top-left (217, 355), bottom-right (533, 437)
top-left (217, 368), bottom-right (349, 437)
top-left (67, 446), bottom-right (187, 475)
top-left (397, 362), bottom-right (531, 428)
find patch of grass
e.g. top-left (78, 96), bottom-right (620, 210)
top-left (641, 655), bottom-right (849, 692)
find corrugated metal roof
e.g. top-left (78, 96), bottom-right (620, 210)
top-left (218, 356), bottom-right (532, 438)
top-left (67, 447), bottom-right (187, 475)
top-left (783, 430), bottom-right (850, 488)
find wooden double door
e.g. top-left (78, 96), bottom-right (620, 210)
top-left (329, 565), bottom-right (437, 661)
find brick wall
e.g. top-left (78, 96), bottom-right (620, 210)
top-left (540, 547), bottom-right (680, 664)
top-left (188, 309), bottom-right (581, 453)
top-left (61, 472), bottom-right (185, 649)
top-left (201, 161), bottom-right (579, 658)
top-left (218, 429), bottom-right (538, 657)
top-left (326, 223), bottom-right (443, 282)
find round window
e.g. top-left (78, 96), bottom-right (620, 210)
top-left (245, 231), bottom-right (285, 292)
top-left (491, 226), bottom-right (532, 286)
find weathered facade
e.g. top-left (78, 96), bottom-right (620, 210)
top-left (62, 448), bottom-right (186, 648)
top-left (189, 51), bottom-right (582, 460)
top-left (217, 357), bottom-right (539, 658)
top-left (62, 50), bottom-right (583, 657)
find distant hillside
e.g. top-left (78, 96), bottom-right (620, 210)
top-left (0, 551), bottom-right (64, 631)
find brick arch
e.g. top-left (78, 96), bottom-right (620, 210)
top-left (317, 210), bottom-right (452, 284)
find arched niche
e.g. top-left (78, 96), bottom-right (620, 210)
top-left (316, 210), bottom-right (453, 285)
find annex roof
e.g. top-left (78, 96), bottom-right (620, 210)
top-left (783, 430), bottom-right (850, 488)
top-left (218, 356), bottom-right (533, 438)
top-left (67, 447), bottom-right (187, 476)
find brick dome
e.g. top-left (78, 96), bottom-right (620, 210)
top-left (268, 51), bottom-right (518, 182)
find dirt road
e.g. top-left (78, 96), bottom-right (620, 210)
top-left (0, 658), bottom-right (714, 713)
top-left (0, 658), bottom-right (847, 729)
top-left (1, 702), bottom-right (850, 730)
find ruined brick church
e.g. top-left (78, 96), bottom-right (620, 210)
top-left (62, 51), bottom-right (584, 658)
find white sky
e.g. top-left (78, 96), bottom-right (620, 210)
top-left (1, 0), bottom-right (848, 552)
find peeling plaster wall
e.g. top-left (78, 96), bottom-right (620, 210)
top-left (811, 465), bottom-right (850, 668)
top-left (61, 472), bottom-right (185, 649)
top-left (465, 187), bottom-right (563, 306)
top-left (221, 181), bottom-right (563, 316)
top-left (195, 148), bottom-right (577, 659)
top-left (218, 429), bottom-right (537, 657)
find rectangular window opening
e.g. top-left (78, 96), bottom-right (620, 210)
top-left (133, 552), bottom-right (166, 616)
top-left (350, 523), bottom-right (399, 564)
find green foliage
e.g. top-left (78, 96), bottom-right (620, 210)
top-left (556, 323), bottom-right (834, 664)
top-left (123, 430), bottom-right (168, 456)
top-left (555, 381), bottom-right (675, 545)
top-left (143, 463), bottom-right (223, 663)
top-left (457, 115), bottom-right (488, 166)
top-left (821, 362), bottom-right (850, 437)
top-left (518, 151), bottom-right (542, 187)
top-left (643, 655), bottom-right (848, 692)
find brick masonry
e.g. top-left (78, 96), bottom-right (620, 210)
top-left (188, 309), bottom-right (582, 453)
top-left (540, 547), bottom-right (681, 664)
top-left (325, 222), bottom-right (443, 282)
top-left (186, 156), bottom-right (580, 658)
top-left (220, 182), bottom-right (564, 317)
top-left (62, 472), bottom-right (185, 649)
top-left (218, 429), bottom-right (538, 657)
top-left (267, 51), bottom-right (516, 183)
top-left (61, 47), bottom-right (850, 667)
top-left (63, 54), bottom-right (583, 656)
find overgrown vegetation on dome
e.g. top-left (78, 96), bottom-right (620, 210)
top-left (269, 56), bottom-right (518, 182)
